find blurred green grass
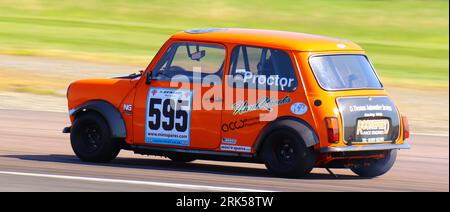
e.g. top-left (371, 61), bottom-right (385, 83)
top-left (0, 0), bottom-right (448, 87)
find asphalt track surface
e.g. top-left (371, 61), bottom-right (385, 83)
top-left (0, 109), bottom-right (448, 192)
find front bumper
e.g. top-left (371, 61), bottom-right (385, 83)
top-left (62, 127), bottom-right (71, 134)
top-left (320, 142), bottom-right (410, 153)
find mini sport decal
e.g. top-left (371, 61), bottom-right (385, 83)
top-left (145, 88), bottom-right (193, 147)
top-left (290, 102), bottom-right (308, 115)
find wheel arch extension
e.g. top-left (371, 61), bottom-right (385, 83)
top-left (69, 100), bottom-right (127, 138)
top-left (253, 116), bottom-right (319, 154)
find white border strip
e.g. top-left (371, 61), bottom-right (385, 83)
top-left (0, 171), bottom-right (275, 192)
top-left (411, 132), bottom-right (449, 137)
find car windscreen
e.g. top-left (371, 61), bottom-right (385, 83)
top-left (309, 55), bottom-right (383, 90)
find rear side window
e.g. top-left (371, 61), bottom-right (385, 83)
top-left (153, 42), bottom-right (225, 81)
top-left (228, 46), bottom-right (298, 91)
top-left (309, 54), bottom-right (383, 90)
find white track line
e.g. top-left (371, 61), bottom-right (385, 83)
top-left (0, 171), bottom-right (275, 192)
top-left (411, 132), bottom-right (449, 137)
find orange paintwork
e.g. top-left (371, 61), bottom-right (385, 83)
top-left (66, 28), bottom-right (407, 166)
top-left (170, 28), bottom-right (364, 52)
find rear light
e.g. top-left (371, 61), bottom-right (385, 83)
top-left (325, 117), bottom-right (340, 144)
top-left (402, 116), bottom-right (410, 140)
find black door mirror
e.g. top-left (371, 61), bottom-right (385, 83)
top-left (145, 71), bottom-right (153, 85)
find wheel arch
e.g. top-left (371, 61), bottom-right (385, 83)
top-left (253, 116), bottom-right (319, 155)
top-left (70, 100), bottom-right (127, 138)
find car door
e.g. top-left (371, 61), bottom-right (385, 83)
top-left (220, 45), bottom-right (301, 153)
top-left (132, 41), bottom-right (226, 150)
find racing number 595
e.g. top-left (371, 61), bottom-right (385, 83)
top-left (148, 98), bottom-right (188, 132)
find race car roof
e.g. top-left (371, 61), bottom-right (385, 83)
top-left (171, 28), bottom-right (363, 52)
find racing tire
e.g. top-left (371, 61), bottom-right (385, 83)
top-left (70, 112), bottom-right (120, 163)
top-left (351, 150), bottom-right (397, 178)
top-left (262, 129), bottom-right (317, 178)
top-left (168, 154), bottom-right (196, 163)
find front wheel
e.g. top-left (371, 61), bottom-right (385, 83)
top-left (70, 112), bottom-right (120, 163)
top-left (351, 150), bottom-right (397, 178)
top-left (262, 130), bottom-right (317, 178)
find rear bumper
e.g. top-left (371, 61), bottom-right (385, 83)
top-left (320, 142), bottom-right (410, 153)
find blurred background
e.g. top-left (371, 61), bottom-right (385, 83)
top-left (0, 0), bottom-right (448, 134)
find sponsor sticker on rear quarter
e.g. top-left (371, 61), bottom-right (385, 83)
top-left (290, 102), bottom-right (308, 115)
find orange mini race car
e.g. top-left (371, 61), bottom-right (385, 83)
top-left (64, 28), bottom-right (410, 178)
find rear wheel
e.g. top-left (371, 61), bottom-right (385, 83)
top-left (70, 112), bottom-right (120, 163)
top-left (262, 130), bottom-right (317, 178)
top-left (351, 150), bottom-right (397, 178)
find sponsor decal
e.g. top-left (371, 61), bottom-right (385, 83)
top-left (242, 72), bottom-right (295, 91)
top-left (145, 88), bottom-right (193, 147)
top-left (363, 112), bottom-right (384, 117)
top-left (221, 118), bottom-right (260, 132)
top-left (337, 96), bottom-right (399, 143)
top-left (349, 104), bottom-right (393, 113)
top-left (232, 96), bottom-right (292, 115)
top-left (220, 144), bottom-right (251, 153)
top-left (123, 104), bottom-right (133, 115)
top-left (356, 119), bottom-right (390, 137)
top-left (222, 138), bottom-right (237, 145)
top-left (290, 102), bottom-right (308, 115)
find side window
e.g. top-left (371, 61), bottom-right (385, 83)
top-left (153, 42), bottom-right (225, 81)
top-left (229, 46), bottom-right (298, 91)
